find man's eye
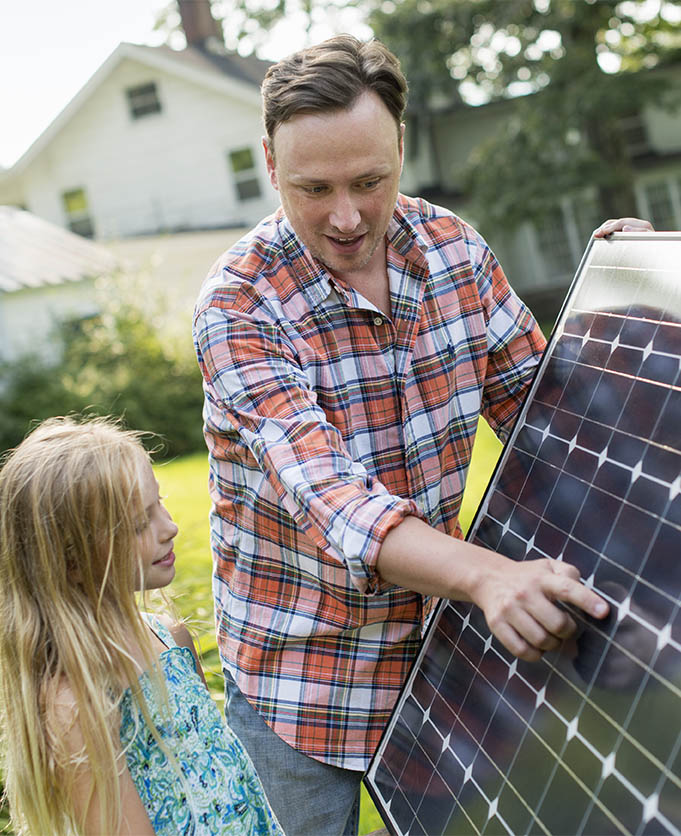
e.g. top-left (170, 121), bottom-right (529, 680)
top-left (303, 185), bottom-right (327, 194)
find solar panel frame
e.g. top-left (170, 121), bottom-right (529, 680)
top-left (365, 232), bottom-right (681, 836)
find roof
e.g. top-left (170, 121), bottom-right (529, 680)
top-left (0, 206), bottom-right (117, 294)
top-left (3, 41), bottom-right (271, 177)
top-left (140, 41), bottom-right (270, 88)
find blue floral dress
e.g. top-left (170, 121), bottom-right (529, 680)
top-left (119, 615), bottom-right (284, 835)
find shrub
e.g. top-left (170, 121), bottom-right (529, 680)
top-left (0, 271), bottom-right (205, 457)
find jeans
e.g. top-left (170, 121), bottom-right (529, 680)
top-left (224, 672), bottom-right (363, 836)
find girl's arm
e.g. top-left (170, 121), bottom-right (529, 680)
top-left (156, 612), bottom-right (208, 686)
top-left (53, 686), bottom-right (155, 835)
top-left (74, 758), bottom-right (156, 836)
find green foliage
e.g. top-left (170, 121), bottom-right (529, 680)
top-left (370, 0), bottom-right (681, 101)
top-left (0, 273), bottom-right (205, 457)
top-left (0, 799), bottom-right (11, 834)
top-left (369, 0), bottom-right (681, 230)
top-left (154, 0), bottom-right (371, 55)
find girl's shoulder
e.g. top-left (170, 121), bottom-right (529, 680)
top-left (141, 611), bottom-right (177, 647)
top-left (142, 612), bottom-right (199, 663)
top-left (50, 677), bottom-right (79, 726)
top-left (47, 678), bottom-right (89, 760)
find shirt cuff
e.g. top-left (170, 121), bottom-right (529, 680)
top-left (343, 497), bottom-right (425, 596)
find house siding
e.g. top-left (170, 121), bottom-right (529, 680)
top-left (2, 55), bottom-right (277, 239)
top-left (0, 280), bottom-right (99, 363)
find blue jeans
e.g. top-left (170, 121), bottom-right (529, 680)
top-left (224, 672), bottom-right (363, 836)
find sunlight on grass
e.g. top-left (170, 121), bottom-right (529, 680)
top-left (153, 419), bottom-right (502, 835)
top-left (154, 452), bottom-right (225, 703)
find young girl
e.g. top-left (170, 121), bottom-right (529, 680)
top-left (0, 416), bottom-right (284, 836)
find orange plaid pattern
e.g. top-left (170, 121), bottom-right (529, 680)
top-left (193, 195), bottom-right (546, 769)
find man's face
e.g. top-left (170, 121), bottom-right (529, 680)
top-left (264, 91), bottom-right (404, 281)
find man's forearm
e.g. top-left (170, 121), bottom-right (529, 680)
top-left (376, 515), bottom-right (609, 662)
top-left (376, 515), bottom-right (484, 602)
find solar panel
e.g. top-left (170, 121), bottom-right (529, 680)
top-left (365, 233), bottom-right (681, 836)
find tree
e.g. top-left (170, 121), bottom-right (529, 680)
top-left (154, 0), bottom-right (371, 58)
top-left (368, 0), bottom-right (681, 230)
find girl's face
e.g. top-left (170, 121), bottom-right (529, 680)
top-left (135, 459), bottom-right (178, 591)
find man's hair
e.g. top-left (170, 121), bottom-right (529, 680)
top-left (261, 35), bottom-right (408, 147)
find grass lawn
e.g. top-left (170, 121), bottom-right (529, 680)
top-left (155, 418), bottom-right (502, 835)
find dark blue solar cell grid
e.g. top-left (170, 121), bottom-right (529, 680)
top-left (366, 234), bottom-right (681, 836)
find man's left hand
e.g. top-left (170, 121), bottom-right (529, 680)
top-left (593, 217), bottom-right (654, 238)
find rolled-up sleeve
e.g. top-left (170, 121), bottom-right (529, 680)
top-left (466, 229), bottom-right (547, 440)
top-left (194, 301), bottom-right (422, 594)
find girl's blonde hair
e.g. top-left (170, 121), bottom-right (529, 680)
top-left (0, 416), bottom-right (163, 834)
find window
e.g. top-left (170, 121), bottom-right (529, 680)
top-left (574, 198), bottom-right (602, 246)
top-left (228, 147), bottom-right (261, 201)
top-left (618, 113), bottom-right (650, 157)
top-left (535, 206), bottom-right (575, 278)
top-left (644, 181), bottom-right (676, 231)
top-left (126, 82), bottom-right (162, 119)
top-left (62, 188), bottom-right (94, 238)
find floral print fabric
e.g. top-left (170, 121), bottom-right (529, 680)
top-left (119, 616), bottom-right (283, 835)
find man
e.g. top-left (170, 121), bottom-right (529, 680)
top-left (193, 35), bottom-right (650, 836)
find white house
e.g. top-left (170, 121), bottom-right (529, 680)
top-left (400, 60), bottom-right (681, 320)
top-left (0, 206), bottom-right (116, 363)
top-left (0, 1), bottom-right (278, 240)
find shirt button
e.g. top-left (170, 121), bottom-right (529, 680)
top-left (373, 316), bottom-right (384, 326)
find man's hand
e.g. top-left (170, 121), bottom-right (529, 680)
top-left (593, 217), bottom-right (654, 238)
top-left (471, 552), bottom-right (609, 662)
top-left (377, 517), bottom-right (609, 662)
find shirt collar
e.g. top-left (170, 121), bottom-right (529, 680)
top-left (387, 197), bottom-right (430, 263)
top-left (276, 196), bottom-right (430, 310)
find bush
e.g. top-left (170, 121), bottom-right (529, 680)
top-left (0, 272), bottom-right (206, 457)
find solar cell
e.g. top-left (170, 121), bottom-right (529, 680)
top-left (365, 233), bottom-right (681, 836)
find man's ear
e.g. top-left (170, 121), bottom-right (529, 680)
top-left (262, 136), bottom-right (278, 191)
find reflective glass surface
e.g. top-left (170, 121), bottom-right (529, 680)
top-left (366, 235), bottom-right (681, 836)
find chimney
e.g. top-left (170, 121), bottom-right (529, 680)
top-left (177, 0), bottom-right (223, 48)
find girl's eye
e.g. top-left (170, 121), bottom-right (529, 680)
top-left (135, 518), bottom-right (150, 535)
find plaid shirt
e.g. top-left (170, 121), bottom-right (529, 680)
top-left (193, 195), bottom-right (545, 770)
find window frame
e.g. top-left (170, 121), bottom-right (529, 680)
top-left (227, 146), bottom-right (262, 202)
top-left (61, 187), bottom-right (95, 238)
top-left (126, 81), bottom-right (162, 120)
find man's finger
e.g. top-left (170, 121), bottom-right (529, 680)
top-left (527, 593), bottom-right (577, 641)
top-left (593, 217), bottom-right (654, 237)
top-left (549, 574), bottom-right (609, 620)
top-left (493, 622), bottom-right (543, 663)
top-left (514, 610), bottom-right (565, 651)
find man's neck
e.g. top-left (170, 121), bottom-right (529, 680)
top-left (333, 245), bottom-right (391, 317)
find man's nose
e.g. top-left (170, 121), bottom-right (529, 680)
top-left (329, 192), bottom-right (361, 233)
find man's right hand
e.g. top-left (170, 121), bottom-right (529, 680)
top-left (377, 516), bottom-right (609, 661)
top-left (470, 550), bottom-right (608, 661)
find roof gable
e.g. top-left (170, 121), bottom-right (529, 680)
top-left (5, 42), bottom-right (270, 176)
